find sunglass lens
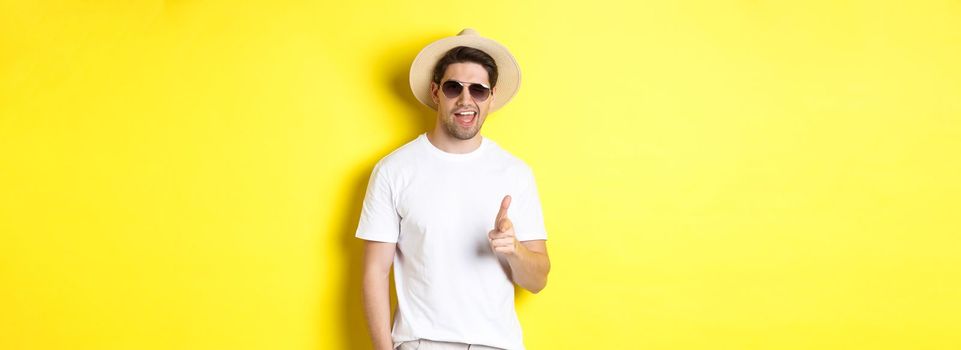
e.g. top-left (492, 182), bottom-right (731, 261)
top-left (442, 81), bottom-right (462, 99)
top-left (469, 85), bottom-right (490, 101)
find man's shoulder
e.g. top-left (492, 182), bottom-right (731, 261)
top-left (371, 134), bottom-right (424, 173)
top-left (485, 139), bottom-right (535, 174)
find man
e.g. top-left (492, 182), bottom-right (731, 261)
top-left (356, 28), bottom-right (550, 350)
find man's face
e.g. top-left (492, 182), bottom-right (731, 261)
top-left (430, 62), bottom-right (496, 141)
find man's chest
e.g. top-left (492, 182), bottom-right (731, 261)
top-left (395, 165), bottom-right (521, 236)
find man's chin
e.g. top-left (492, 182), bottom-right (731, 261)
top-left (448, 127), bottom-right (479, 140)
top-left (452, 132), bottom-right (478, 140)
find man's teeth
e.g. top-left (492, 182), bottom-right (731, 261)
top-left (455, 111), bottom-right (476, 117)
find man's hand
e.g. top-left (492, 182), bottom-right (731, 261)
top-left (488, 195), bottom-right (519, 257)
top-left (487, 194), bottom-right (551, 293)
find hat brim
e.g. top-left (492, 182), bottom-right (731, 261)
top-left (409, 33), bottom-right (520, 113)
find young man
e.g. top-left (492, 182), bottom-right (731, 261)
top-left (356, 29), bottom-right (550, 350)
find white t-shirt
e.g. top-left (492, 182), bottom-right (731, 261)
top-left (355, 133), bottom-right (547, 350)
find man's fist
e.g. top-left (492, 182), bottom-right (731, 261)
top-left (489, 195), bottom-right (518, 257)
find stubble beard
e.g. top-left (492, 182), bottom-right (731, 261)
top-left (443, 114), bottom-right (482, 140)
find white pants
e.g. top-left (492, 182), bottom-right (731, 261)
top-left (396, 339), bottom-right (505, 350)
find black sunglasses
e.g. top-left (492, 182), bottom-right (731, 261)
top-left (440, 80), bottom-right (492, 102)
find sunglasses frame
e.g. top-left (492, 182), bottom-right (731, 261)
top-left (439, 79), bottom-right (493, 102)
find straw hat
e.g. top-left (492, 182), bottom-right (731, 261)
top-left (409, 28), bottom-right (521, 112)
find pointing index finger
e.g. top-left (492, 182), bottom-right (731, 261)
top-left (495, 195), bottom-right (512, 223)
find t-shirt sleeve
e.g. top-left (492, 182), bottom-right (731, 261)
top-left (355, 161), bottom-right (400, 243)
top-left (513, 166), bottom-right (548, 241)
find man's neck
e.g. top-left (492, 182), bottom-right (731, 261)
top-left (426, 128), bottom-right (483, 154)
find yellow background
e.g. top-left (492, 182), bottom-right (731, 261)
top-left (2, 1), bottom-right (960, 349)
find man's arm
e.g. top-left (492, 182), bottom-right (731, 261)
top-left (508, 240), bottom-right (550, 293)
top-left (489, 195), bottom-right (551, 293)
top-left (362, 240), bottom-right (396, 350)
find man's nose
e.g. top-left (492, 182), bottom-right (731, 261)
top-left (456, 87), bottom-right (472, 104)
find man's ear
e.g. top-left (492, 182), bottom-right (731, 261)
top-left (430, 82), bottom-right (439, 104)
top-left (488, 86), bottom-right (496, 107)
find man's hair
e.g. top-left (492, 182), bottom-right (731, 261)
top-left (431, 46), bottom-right (498, 87)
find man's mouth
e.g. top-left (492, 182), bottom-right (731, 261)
top-left (453, 110), bottom-right (477, 127)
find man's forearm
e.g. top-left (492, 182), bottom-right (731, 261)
top-left (506, 244), bottom-right (550, 293)
top-left (362, 271), bottom-right (393, 350)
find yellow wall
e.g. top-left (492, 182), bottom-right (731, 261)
top-left (2, 1), bottom-right (959, 349)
